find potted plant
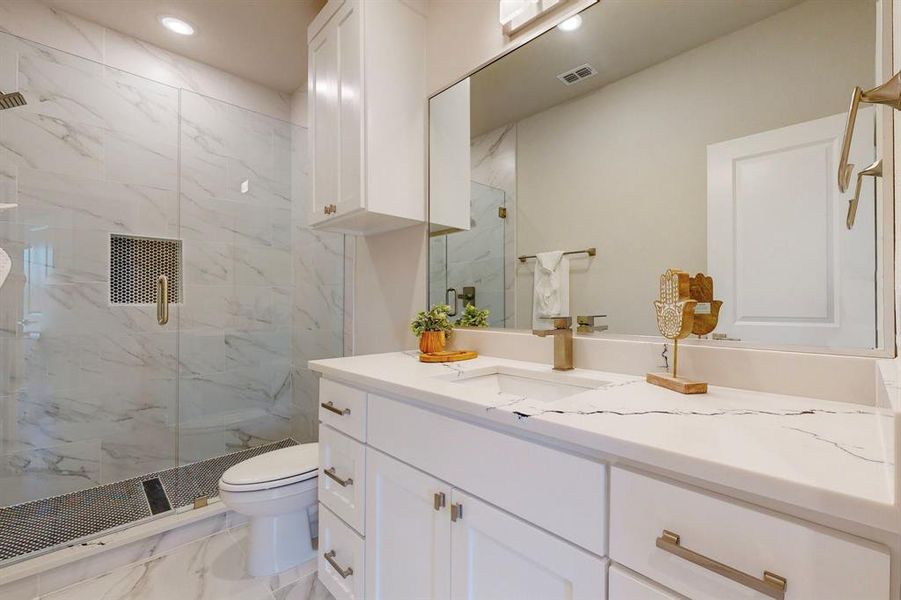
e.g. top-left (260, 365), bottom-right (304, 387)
top-left (457, 304), bottom-right (490, 328)
top-left (411, 304), bottom-right (453, 353)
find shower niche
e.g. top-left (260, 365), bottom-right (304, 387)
top-left (109, 234), bottom-right (182, 305)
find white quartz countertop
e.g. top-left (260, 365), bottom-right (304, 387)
top-left (309, 352), bottom-right (897, 532)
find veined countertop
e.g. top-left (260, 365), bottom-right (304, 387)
top-left (309, 352), bottom-right (897, 533)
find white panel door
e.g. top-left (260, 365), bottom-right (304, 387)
top-left (707, 109), bottom-right (876, 348)
top-left (309, 20), bottom-right (339, 222)
top-left (365, 448), bottom-right (451, 600)
top-left (450, 490), bottom-right (607, 600)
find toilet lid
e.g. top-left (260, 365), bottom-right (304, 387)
top-left (219, 443), bottom-right (318, 491)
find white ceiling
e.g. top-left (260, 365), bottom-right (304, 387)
top-left (44, 0), bottom-right (326, 92)
top-left (470, 0), bottom-right (804, 136)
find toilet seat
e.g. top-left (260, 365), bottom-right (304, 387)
top-left (219, 443), bottom-right (319, 492)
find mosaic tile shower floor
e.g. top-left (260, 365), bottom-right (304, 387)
top-left (0, 439), bottom-right (298, 564)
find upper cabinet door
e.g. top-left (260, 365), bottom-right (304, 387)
top-left (449, 490), bottom-right (607, 600)
top-left (335, 0), bottom-right (363, 218)
top-left (307, 0), bottom-right (425, 234)
top-left (365, 448), bottom-right (451, 600)
top-left (309, 19), bottom-right (339, 221)
top-left (309, 0), bottom-right (362, 226)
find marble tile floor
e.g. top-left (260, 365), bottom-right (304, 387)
top-left (36, 524), bottom-right (333, 600)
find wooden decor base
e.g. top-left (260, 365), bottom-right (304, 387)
top-left (419, 350), bottom-right (478, 363)
top-left (646, 372), bottom-right (707, 394)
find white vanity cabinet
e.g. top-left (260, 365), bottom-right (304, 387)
top-left (316, 375), bottom-right (892, 600)
top-left (609, 467), bottom-right (891, 600)
top-left (307, 0), bottom-right (426, 235)
top-left (449, 490), bottom-right (607, 600)
top-left (365, 448), bottom-right (451, 600)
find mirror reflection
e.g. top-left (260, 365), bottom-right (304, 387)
top-left (429, 0), bottom-right (890, 352)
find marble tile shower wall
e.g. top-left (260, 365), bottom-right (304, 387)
top-left (471, 125), bottom-right (516, 327)
top-left (441, 182), bottom-right (506, 327)
top-left (430, 125), bottom-right (515, 328)
top-left (0, 32), bottom-right (344, 506)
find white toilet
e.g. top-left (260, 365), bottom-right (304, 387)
top-left (218, 443), bottom-right (319, 577)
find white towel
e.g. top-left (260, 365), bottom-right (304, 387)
top-left (532, 250), bottom-right (570, 330)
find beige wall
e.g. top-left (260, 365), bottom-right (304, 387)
top-left (513, 0), bottom-right (875, 333)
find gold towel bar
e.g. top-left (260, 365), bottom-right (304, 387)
top-left (518, 247), bottom-right (596, 263)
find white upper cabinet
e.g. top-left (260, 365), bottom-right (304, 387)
top-left (308, 0), bottom-right (426, 235)
top-left (429, 78), bottom-right (471, 233)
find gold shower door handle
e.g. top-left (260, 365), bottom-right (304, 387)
top-left (157, 275), bottom-right (169, 325)
top-left (655, 530), bottom-right (787, 599)
top-left (838, 72), bottom-right (901, 193)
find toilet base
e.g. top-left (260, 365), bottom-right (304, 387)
top-left (247, 509), bottom-right (315, 577)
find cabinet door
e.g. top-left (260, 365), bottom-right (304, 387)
top-left (365, 448), bottom-right (451, 600)
top-left (309, 19), bottom-right (339, 221)
top-left (335, 0), bottom-right (363, 217)
top-left (450, 490), bottom-right (607, 600)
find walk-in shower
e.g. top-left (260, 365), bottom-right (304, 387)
top-left (0, 29), bottom-right (344, 564)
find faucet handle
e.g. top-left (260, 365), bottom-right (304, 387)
top-left (576, 314), bottom-right (607, 333)
top-left (539, 315), bottom-right (572, 329)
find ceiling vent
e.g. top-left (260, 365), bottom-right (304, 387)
top-left (556, 63), bottom-right (598, 86)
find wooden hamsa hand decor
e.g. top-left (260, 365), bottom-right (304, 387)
top-left (689, 272), bottom-right (722, 336)
top-left (647, 269), bottom-right (708, 394)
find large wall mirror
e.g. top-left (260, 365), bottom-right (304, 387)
top-left (428, 0), bottom-right (894, 355)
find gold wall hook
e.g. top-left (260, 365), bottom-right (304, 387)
top-left (838, 72), bottom-right (901, 193)
top-left (847, 158), bottom-right (882, 229)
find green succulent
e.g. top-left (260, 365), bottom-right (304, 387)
top-left (457, 304), bottom-right (490, 328)
top-left (410, 304), bottom-right (454, 337)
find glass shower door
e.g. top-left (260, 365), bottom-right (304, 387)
top-left (0, 32), bottom-right (182, 508)
top-left (433, 181), bottom-right (506, 326)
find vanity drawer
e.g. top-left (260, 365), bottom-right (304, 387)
top-left (319, 504), bottom-right (365, 600)
top-left (319, 425), bottom-right (366, 535)
top-left (319, 378), bottom-right (367, 442)
top-left (609, 468), bottom-right (890, 600)
top-left (368, 394), bottom-right (606, 556)
top-left (608, 564), bottom-right (682, 600)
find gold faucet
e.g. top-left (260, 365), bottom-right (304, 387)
top-left (533, 316), bottom-right (573, 371)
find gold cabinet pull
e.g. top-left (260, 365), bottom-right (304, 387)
top-left (656, 530), bottom-right (786, 600)
top-left (323, 466), bottom-right (353, 487)
top-left (156, 274), bottom-right (169, 325)
top-left (838, 72), bottom-right (901, 192)
top-left (450, 502), bottom-right (463, 522)
top-left (433, 492), bottom-right (446, 511)
top-left (323, 550), bottom-right (353, 578)
top-left (320, 401), bottom-right (351, 416)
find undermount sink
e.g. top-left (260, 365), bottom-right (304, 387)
top-left (438, 366), bottom-right (608, 403)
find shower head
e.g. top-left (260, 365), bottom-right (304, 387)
top-left (0, 91), bottom-right (26, 110)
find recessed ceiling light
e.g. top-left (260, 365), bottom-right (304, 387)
top-left (557, 14), bottom-right (582, 32)
top-left (160, 16), bottom-right (195, 36)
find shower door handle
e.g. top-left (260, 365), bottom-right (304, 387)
top-left (446, 288), bottom-right (458, 316)
top-left (157, 275), bottom-right (169, 325)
